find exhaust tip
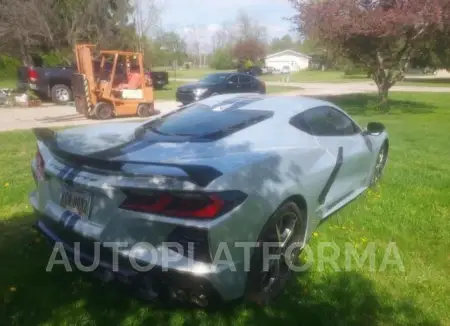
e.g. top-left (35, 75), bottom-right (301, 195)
top-left (190, 293), bottom-right (208, 307)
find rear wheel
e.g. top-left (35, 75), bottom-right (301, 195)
top-left (137, 103), bottom-right (159, 117)
top-left (245, 201), bottom-right (305, 305)
top-left (94, 102), bottom-right (114, 120)
top-left (51, 84), bottom-right (72, 104)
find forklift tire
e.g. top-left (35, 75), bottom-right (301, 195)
top-left (94, 102), bottom-right (114, 120)
top-left (137, 103), bottom-right (158, 118)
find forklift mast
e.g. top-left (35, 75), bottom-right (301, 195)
top-left (74, 44), bottom-right (96, 92)
top-left (72, 44), bottom-right (98, 115)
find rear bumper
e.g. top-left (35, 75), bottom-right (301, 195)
top-left (34, 217), bottom-right (223, 304)
top-left (29, 187), bottom-right (246, 302)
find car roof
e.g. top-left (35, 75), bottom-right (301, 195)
top-left (196, 93), bottom-right (340, 117)
top-left (206, 72), bottom-right (253, 77)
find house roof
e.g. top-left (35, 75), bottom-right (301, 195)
top-left (265, 49), bottom-right (311, 60)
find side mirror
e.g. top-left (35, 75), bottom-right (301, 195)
top-left (366, 122), bottom-right (385, 135)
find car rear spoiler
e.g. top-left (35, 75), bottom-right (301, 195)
top-left (32, 128), bottom-right (222, 187)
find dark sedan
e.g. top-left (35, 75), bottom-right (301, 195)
top-left (176, 72), bottom-right (266, 105)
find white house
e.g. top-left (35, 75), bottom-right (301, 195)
top-left (264, 50), bottom-right (311, 72)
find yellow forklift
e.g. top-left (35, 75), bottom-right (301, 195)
top-left (72, 44), bottom-right (159, 119)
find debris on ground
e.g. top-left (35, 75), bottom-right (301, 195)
top-left (0, 89), bottom-right (42, 108)
top-left (0, 88), bottom-right (14, 107)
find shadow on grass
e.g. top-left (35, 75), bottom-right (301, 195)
top-left (0, 213), bottom-right (440, 326)
top-left (315, 93), bottom-right (436, 116)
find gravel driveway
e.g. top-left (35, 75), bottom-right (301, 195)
top-left (0, 100), bottom-right (180, 132)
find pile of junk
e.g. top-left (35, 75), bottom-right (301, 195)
top-left (0, 88), bottom-right (42, 108)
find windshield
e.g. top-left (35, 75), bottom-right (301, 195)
top-left (199, 73), bottom-right (230, 84)
top-left (146, 99), bottom-right (272, 139)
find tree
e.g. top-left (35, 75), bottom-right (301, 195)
top-left (270, 34), bottom-right (295, 52)
top-left (232, 39), bottom-right (266, 65)
top-left (291, 0), bottom-right (447, 106)
top-left (210, 47), bottom-right (234, 70)
top-left (211, 26), bottom-right (233, 51)
top-left (0, 0), bottom-right (135, 64)
top-left (235, 11), bottom-right (267, 43)
top-left (151, 31), bottom-right (187, 67)
top-left (231, 11), bottom-right (267, 65)
top-left (132, 0), bottom-right (161, 53)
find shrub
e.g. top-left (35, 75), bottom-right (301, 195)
top-left (0, 55), bottom-right (21, 79)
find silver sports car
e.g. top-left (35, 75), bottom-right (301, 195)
top-left (30, 94), bottom-right (388, 306)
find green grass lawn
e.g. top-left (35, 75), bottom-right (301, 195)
top-left (260, 70), bottom-right (371, 83)
top-left (1, 92), bottom-right (449, 325)
top-left (399, 77), bottom-right (450, 88)
top-left (0, 79), bottom-right (16, 88)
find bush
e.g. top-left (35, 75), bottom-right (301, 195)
top-left (0, 55), bottom-right (21, 79)
top-left (342, 63), bottom-right (367, 76)
top-left (210, 48), bottom-right (235, 70)
top-left (39, 51), bottom-right (71, 67)
top-left (344, 67), bottom-right (367, 75)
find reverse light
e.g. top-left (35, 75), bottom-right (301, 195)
top-left (119, 190), bottom-right (247, 219)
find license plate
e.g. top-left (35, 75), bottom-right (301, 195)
top-left (60, 187), bottom-right (92, 218)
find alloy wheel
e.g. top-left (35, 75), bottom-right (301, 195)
top-left (371, 144), bottom-right (388, 185)
top-left (55, 88), bottom-right (70, 102)
top-left (259, 212), bottom-right (299, 299)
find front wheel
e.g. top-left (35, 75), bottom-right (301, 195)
top-left (370, 142), bottom-right (388, 186)
top-left (94, 102), bottom-right (114, 120)
top-left (245, 201), bottom-right (305, 305)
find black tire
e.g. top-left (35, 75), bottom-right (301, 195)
top-left (94, 102), bottom-right (114, 120)
top-left (370, 142), bottom-right (388, 186)
top-left (137, 103), bottom-right (159, 117)
top-left (245, 201), bottom-right (305, 305)
top-left (51, 84), bottom-right (72, 104)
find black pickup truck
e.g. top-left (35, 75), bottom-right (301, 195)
top-left (17, 62), bottom-right (169, 104)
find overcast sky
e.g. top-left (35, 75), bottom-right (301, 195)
top-left (152, 0), bottom-right (296, 52)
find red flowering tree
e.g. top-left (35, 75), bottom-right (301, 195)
top-left (232, 38), bottom-right (266, 65)
top-left (290, 0), bottom-right (447, 105)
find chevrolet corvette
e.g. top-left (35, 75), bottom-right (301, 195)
top-left (30, 94), bottom-right (388, 306)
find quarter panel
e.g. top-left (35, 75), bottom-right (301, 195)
top-left (206, 146), bottom-right (326, 267)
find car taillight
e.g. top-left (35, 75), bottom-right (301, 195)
top-left (28, 67), bottom-right (39, 83)
top-left (35, 148), bottom-right (45, 181)
top-left (119, 190), bottom-right (247, 219)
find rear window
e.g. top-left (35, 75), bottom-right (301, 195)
top-left (146, 99), bottom-right (272, 139)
